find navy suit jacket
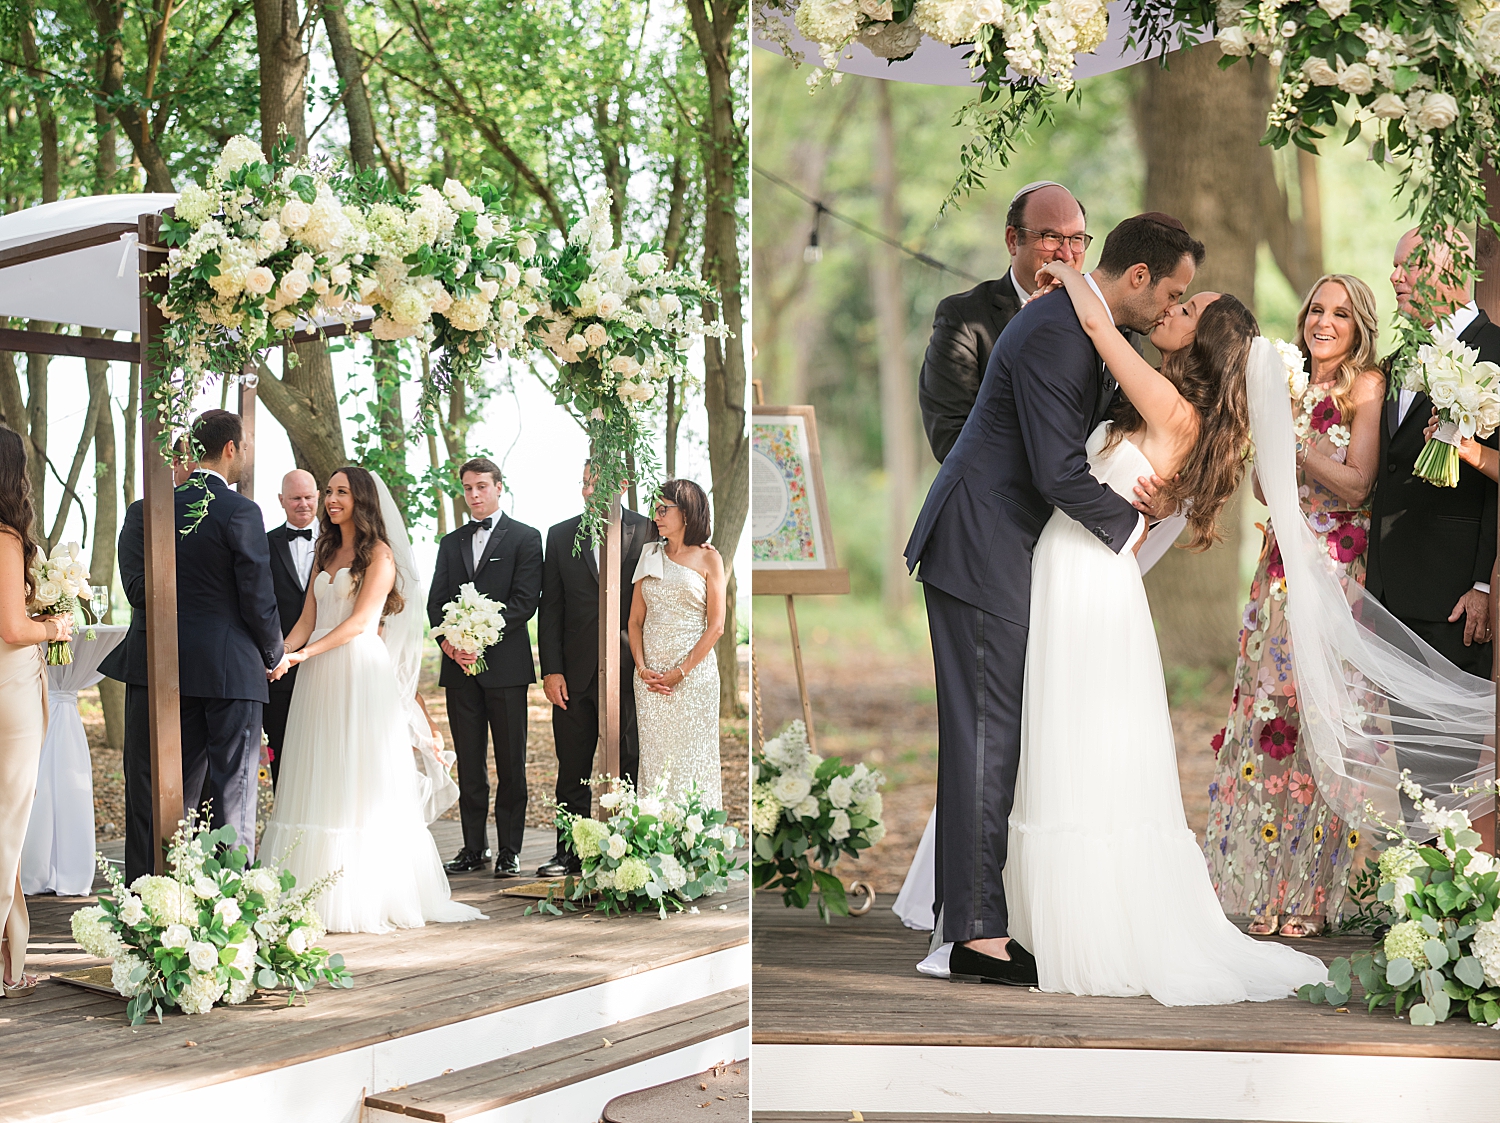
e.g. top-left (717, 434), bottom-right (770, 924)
top-left (904, 287), bottom-right (1140, 626)
top-left (428, 512), bottom-right (543, 690)
top-left (174, 473), bottom-right (285, 702)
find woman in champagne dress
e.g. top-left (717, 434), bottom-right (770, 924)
top-left (630, 479), bottom-right (726, 809)
top-left (0, 425), bottom-right (70, 996)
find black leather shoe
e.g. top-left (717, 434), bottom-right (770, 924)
top-left (493, 853), bottom-right (522, 879)
top-left (536, 854), bottom-right (576, 878)
top-left (444, 847), bottom-right (492, 874)
top-left (948, 940), bottom-right (1039, 987)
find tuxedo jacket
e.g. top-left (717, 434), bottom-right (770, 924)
top-left (265, 523), bottom-right (314, 695)
top-left (99, 499), bottom-right (146, 687)
top-left (538, 510), bottom-right (653, 695)
top-left (920, 275), bottom-right (1025, 464)
top-left (1367, 311), bottom-right (1500, 622)
top-left (905, 287), bottom-right (1140, 626)
top-left (173, 473), bottom-right (285, 702)
top-left (428, 512), bottom-right (543, 690)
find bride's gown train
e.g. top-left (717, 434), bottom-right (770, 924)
top-left (260, 568), bottom-right (485, 934)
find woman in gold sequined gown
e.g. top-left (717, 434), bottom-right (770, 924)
top-left (0, 425), bottom-right (71, 996)
top-left (630, 479), bottom-right (726, 809)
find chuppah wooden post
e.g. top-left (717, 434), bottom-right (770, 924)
top-left (597, 492), bottom-right (624, 812)
top-left (138, 211), bottom-right (184, 874)
top-left (237, 370), bottom-right (257, 501)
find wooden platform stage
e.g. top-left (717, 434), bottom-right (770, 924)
top-left (1, 823), bottom-right (748, 1123)
top-left (751, 896), bottom-right (1500, 1123)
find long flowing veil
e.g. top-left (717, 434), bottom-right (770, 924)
top-left (371, 472), bottom-right (459, 823)
top-left (1245, 336), bottom-right (1494, 831)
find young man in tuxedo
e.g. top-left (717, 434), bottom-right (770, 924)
top-left (428, 458), bottom-right (543, 878)
top-left (919, 182), bottom-right (1090, 463)
top-left (99, 455), bottom-right (193, 884)
top-left (174, 411), bottom-right (288, 860)
top-left (263, 469), bottom-right (319, 788)
top-left (535, 465), bottom-right (651, 877)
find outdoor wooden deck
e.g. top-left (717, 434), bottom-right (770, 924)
top-left (1, 824), bottom-right (748, 1123)
top-left (751, 895), bottom-right (1500, 1122)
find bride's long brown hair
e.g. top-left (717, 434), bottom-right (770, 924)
top-left (314, 465), bottom-right (405, 617)
top-left (0, 425), bottom-right (38, 600)
top-left (1105, 293), bottom-right (1258, 551)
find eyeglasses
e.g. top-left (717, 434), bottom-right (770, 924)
top-left (653, 501), bottom-right (679, 517)
top-left (1016, 228), bottom-right (1093, 253)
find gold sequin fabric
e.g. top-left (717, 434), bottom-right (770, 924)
top-left (634, 553), bottom-right (721, 809)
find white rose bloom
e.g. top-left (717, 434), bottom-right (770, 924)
top-left (214, 898), bottom-right (242, 926)
top-left (270, 309), bottom-right (298, 331)
top-left (1390, 873), bottom-right (1417, 916)
top-left (161, 923), bottom-right (192, 949)
top-left (1336, 61), bottom-right (1374, 95)
top-left (584, 322), bottom-right (609, 349)
top-left (504, 261), bottom-right (522, 288)
top-left (659, 292), bottom-right (682, 316)
top-left (1369, 92), bottom-right (1406, 118)
top-left (1413, 91), bottom-right (1460, 131)
top-left (118, 894), bottom-right (147, 927)
top-left (793, 794), bottom-right (821, 820)
top-left (34, 580), bottom-right (60, 606)
top-left (603, 248), bottom-right (626, 270)
top-left (1302, 57), bottom-right (1339, 86)
top-left (637, 252), bottom-right (662, 276)
top-left (597, 292), bottom-right (623, 320)
top-left (192, 874), bottom-right (219, 899)
top-left (187, 940), bottom-right (219, 972)
top-left (1317, 0), bottom-right (1351, 16)
top-left (517, 234), bottom-right (537, 259)
top-left (605, 834), bottom-right (629, 860)
top-left (285, 926), bottom-right (310, 955)
top-left (280, 198), bottom-right (312, 231)
top-left (829, 809), bottom-right (852, 841)
top-left (523, 266), bottom-right (544, 289)
top-left (244, 266), bottom-right (275, 296)
top-left (1215, 25), bottom-right (1252, 55)
top-left (278, 269), bottom-right (310, 301)
top-left (599, 790), bottom-right (623, 810)
top-left (685, 813), bottom-right (704, 834)
top-left (772, 772), bottom-right (813, 808)
top-left (827, 775), bottom-right (855, 809)
top-left (638, 795), bottom-right (664, 818)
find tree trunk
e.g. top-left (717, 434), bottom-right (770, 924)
top-left (662, 155), bottom-right (691, 478)
top-left (85, 334), bottom-right (124, 751)
top-left (26, 330), bottom-right (51, 544)
top-left (19, 0), bottom-right (60, 204)
top-left (440, 370), bottom-right (469, 528)
top-left (90, 0), bottom-right (174, 191)
top-left (322, 0), bottom-right (377, 169)
top-left (870, 82), bottom-right (914, 613)
top-left (1135, 45), bottom-right (1270, 669)
top-left (685, 0), bottom-right (748, 717)
top-left (91, 0), bottom-right (123, 195)
top-left (122, 358), bottom-right (139, 507)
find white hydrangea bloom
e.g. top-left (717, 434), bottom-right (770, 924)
top-left (177, 969), bottom-right (228, 1015)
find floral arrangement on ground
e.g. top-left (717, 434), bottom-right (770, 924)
top-left (70, 814), bottom-right (351, 1025)
top-left (752, 719), bottom-right (886, 920)
top-left (536, 777), bottom-right (747, 920)
top-left (1300, 774), bottom-right (1500, 1025)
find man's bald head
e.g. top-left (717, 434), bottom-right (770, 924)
top-left (1005, 183), bottom-right (1088, 295)
top-left (1392, 226), bottom-right (1473, 325)
top-left (279, 469), bottom-right (318, 528)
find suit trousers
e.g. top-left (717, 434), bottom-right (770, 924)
top-left (925, 583), bottom-right (1027, 944)
top-left (550, 679), bottom-right (640, 853)
top-left (263, 685), bottom-right (295, 789)
top-left (179, 697), bottom-right (263, 862)
top-left (447, 679), bottom-right (529, 858)
top-left (123, 684), bottom-right (155, 883)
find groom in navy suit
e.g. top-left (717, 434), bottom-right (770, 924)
top-left (905, 214), bottom-right (1202, 986)
top-left (175, 410), bottom-right (288, 859)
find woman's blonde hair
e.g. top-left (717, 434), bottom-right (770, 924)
top-left (1294, 274), bottom-right (1381, 415)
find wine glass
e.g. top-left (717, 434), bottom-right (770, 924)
top-left (90, 585), bottom-right (111, 623)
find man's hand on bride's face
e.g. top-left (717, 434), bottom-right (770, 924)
top-left (1132, 472), bottom-right (1177, 519)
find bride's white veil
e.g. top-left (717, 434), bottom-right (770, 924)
top-left (1245, 336), bottom-right (1494, 831)
top-left (371, 472), bottom-right (459, 823)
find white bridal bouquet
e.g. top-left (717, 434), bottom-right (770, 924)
top-left (541, 778), bottom-right (747, 920)
top-left (751, 720), bottom-right (886, 920)
top-left (70, 813), bottom-right (351, 1025)
top-left (430, 581), bottom-right (505, 676)
top-left (28, 541), bottom-right (88, 665)
top-left (1403, 325), bottom-right (1500, 487)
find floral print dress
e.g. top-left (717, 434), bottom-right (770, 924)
top-left (1204, 380), bottom-right (1369, 925)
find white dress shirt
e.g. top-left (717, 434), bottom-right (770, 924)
top-left (1009, 265), bottom-right (1031, 303)
top-left (470, 514), bottom-right (497, 570)
top-left (285, 522), bottom-right (317, 588)
top-left (1082, 272), bottom-right (1148, 554)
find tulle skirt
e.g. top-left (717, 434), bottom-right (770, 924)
top-left (261, 632), bottom-right (484, 934)
top-left (1005, 508), bottom-right (1327, 1005)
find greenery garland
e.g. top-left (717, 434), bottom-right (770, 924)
top-left (149, 139), bottom-right (725, 537)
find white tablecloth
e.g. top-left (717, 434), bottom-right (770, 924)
top-left (21, 625), bottom-right (127, 896)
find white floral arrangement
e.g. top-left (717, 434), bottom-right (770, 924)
top-left (751, 720), bottom-right (885, 919)
top-left (1301, 773), bottom-right (1500, 1026)
top-left (430, 581), bottom-right (506, 676)
top-left (1401, 322), bottom-right (1500, 487)
top-left (70, 813), bottom-right (351, 1025)
top-left (539, 777), bottom-right (747, 919)
top-left (27, 541), bottom-right (88, 665)
top-left (1272, 336), bottom-right (1354, 451)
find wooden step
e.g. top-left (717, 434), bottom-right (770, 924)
top-left (366, 986), bottom-right (748, 1122)
top-left (752, 1116), bottom-right (1273, 1122)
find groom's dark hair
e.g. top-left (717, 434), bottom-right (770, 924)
top-left (1096, 213), bottom-right (1205, 282)
top-left (191, 409), bottom-right (243, 463)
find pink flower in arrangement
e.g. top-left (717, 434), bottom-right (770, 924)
top-left (1289, 771), bottom-right (1316, 805)
top-left (1310, 397), bottom-right (1342, 433)
top-left (1260, 717), bottom-right (1298, 761)
top-left (1265, 541), bottom-right (1285, 580)
top-left (1264, 771), bottom-right (1287, 794)
top-left (1328, 522), bottom-right (1368, 564)
top-left (1210, 727), bottom-right (1226, 756)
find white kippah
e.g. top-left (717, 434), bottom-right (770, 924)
top-left (1010, 180), bottom-right (1070, 208)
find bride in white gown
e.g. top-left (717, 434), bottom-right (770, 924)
top-left (260, 465), bottom-right (484, 934)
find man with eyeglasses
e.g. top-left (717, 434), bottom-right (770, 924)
top-left (919, 181), bottom-right (1091, 463)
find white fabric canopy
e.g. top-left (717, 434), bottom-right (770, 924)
top-left (754, 1), bottom-right (1204, 87)
top-left (0, 194), bottom-right (177, 333)
top-left (21, 625), bottom-right (128, 896)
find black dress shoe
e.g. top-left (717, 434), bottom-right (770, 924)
top-left (493, 853), bottom-right (522, 879)
top-left (948, 940), bottom-right (1039, 987)
top-left (444, 847), bottom-right (492, 874)
top-left (536, 855), bottom-right (577, 878)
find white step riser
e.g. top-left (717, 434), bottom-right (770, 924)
top-left (366, 1031), bottom-right (749, 1123)
top-left (28, 945), bottom-right (748, 1123)
top-left (754, 1043), bottom-right (1500, 1123)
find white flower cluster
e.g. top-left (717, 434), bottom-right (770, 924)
top-left (1275, 337), bottom-right (1309, 398)
top-left (752, 720), bottom-right (886, 846)
top-left (28, 540), bottom-right (88, 613)
top-left (1404, 323), bottom-right (1500, 440)
top-left (430, 582), bottom-right (506, 676)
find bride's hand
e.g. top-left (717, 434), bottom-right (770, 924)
top-left (1030, 260), bottom-right (1076, 298)
top-left (286, 650), bottom-right (309, 667)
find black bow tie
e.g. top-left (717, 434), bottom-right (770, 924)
top-left (287, 527), bottom-right (313, 541)
top-left (475, 516), bottom-right (493, 530)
